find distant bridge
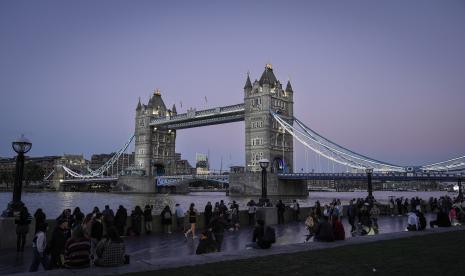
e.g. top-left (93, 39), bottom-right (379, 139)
top-left (278, 172), bottom-right (463, 182)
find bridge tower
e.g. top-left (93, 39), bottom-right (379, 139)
top-left (244, 64), bottom-right (294, 173)
top-left (134, 89), bottom-right (177, 177)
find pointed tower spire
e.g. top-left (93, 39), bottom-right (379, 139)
top-left (244, 71), bottom-right (252, 90)
top-left (259, 63), bottom-right (277, 86)
top-left (285, 80), bottom-right (293, 93)
top-left (136, 97), bottom-right (142, 110)
top-left (171, 103), bottom-right (177, 114)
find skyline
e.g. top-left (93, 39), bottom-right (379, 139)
top-left (1, 0), bottom-right (465, 170)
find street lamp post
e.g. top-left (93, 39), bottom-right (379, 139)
top-left (259, 158), bottom-right (270, 203)
top-left (366, 168), bottom-right (374, 203)
top-left (2, 135), bottom-right (32, 217)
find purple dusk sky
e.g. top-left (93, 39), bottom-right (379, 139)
top-left (1, 0), bottom-right (464, 170)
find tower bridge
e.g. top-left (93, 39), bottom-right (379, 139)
top-left (56, 64), bottom-right (465, 195)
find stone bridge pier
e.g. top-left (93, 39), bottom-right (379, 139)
top-left (229, 172), bottom-right (307, 197)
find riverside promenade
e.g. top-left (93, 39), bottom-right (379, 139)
top-left (0, 213), bottom-right (446, 275)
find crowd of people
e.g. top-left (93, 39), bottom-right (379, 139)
top-left (12, 194), bottom-right (465, 272)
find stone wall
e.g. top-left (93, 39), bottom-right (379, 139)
top-left (117, 175), bottom-right (155, 193)
top-left (229, 172), bottom-right (307, 196)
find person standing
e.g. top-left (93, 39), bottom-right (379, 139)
top-left (102, 205), bottom-right (115, 229)
top-left (143, 205), bottom-right (153, 234)
top-left (114, 205), bottom-right (128, 237)
top-left (230, 201), bottom-right (240, 231)
top-left (292, 200), bottom-right (300, 221)
top-left (347, 200), bottom-right (356, 233)
top-left (72, 207), bottom-right (84, 229)
top-left (209, 212), bottom-right (228, 251)
top-left (175, 203), bottom-right (184, 231)
top-left (33, 208), bottom-right (46, 234)
top-left (15, 206), bottom-right (32, 252)
top-left (160, 205), bottom-right (173, 234)
top-left (131, 206), bottom-right (143, 236)
top-left (48, 219), bottom-right (68, 269)
top-left (204, 202), bottom-right (213, 228)
top-left (90, 213), bottom-right (103, 259)
top-left (247, 200), bottom-right (257, 226)
top-left (29, 223), bottom-right (49, 272)
top-left (184, 203), bottom-right (198, 239)
top-left (276, 200), bottom-right (285, 224)
top-left (370, 203), bottom-right (380, 233)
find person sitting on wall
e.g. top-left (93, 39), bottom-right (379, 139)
top-left (196, 231), bottom-right (217, 255)
top-left (314, 216), bottom-right (334, 242)
top-left (246, 220), bottom-right (276, 249)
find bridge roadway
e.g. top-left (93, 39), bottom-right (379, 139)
top-left (278, 172), bottom-right (463, 182)
top-left (59, 172), bottom-right (463, 186)
top-left (150, 103), bottom-right (245, 129)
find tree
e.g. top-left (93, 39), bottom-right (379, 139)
top-left (24, 162), bottom-right (45, 185)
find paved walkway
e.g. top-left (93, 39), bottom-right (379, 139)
top-left (0, 214), bottom-right (445, 275)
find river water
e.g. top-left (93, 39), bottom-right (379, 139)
top-left (0, 190), bottom-right (457, 218)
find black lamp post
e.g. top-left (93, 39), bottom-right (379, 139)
top-left (259, 158), bottom-right (270, 203)
top-left (2, 135), bottom-right (32, 217)
top-left (366, 168), bottom-right (374, 203)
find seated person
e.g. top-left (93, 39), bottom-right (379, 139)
top-left (196, 231), bottom-right (217, 255)
top-left (304, 214), bottom-right (318, 242)
top-left (64, 226), bottom-right (91, 269)
top-left (332, 217), bottom-right (345, 240)
top-left (407, 211), bottom-right (419, 231)
top-left (430, 209), bottom-right (451, 228)
top-left (247, 220), bottom-right (275, 249)
top-left (416, 211), bottom-right (427, 230)
top-left (94, 227), bottom-right (126, 266)
top-left (314, 216), bottom-right (334, 242)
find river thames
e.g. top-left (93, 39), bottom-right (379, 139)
top-left (0, 191), bottom-right (456, 218)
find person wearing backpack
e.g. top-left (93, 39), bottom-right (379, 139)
top-left (160, 205), bottom-right (173, 234)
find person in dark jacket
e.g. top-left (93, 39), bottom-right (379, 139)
top-left (430, 209), bottom-right (451, 228)
top-left (276, 200), bottom-right (285, 224)
top-left (48, 219), bottom-right (68, 269)
top-left (204, 202), bottom-right (213, 228)
top-left (131, 206), bottom-right (143, 236)
top-left (314, 216), bottom-right (335, 242)
top-left (196, 231), bottom-right (217, 255)
top-left (209, 212), bottom-right (229, 251)
top-left (15, 206), bottom-right (32, 252)
top-left (34, 208), bottom-right (46, 234)
top-left (249, 220), bottom-right (273, 249)
top-left (90, 213), bottom-right (104, 258)
top-left (143, 205), bottom-right (153, 234)
top-left (347, 200), bottom-right (356, 233)
top-left (114, 205), bottom-right (128, 237)
top-left (102, 205), bottom-right (115, 228)
top-left (160, 205), bottom-right (173, 234)
top-left (72, 207), bottom-right (84, 229)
